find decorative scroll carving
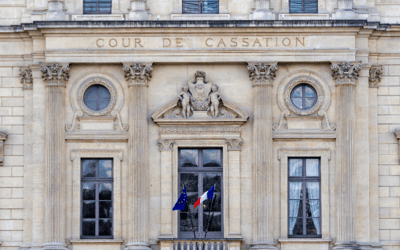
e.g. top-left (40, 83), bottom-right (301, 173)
top-left (369, 65), bottom-right (383, 88)
top-left (123, 62), bottom-right (153, 86)
top-left (157, 139), bottom-right (175, 151)
top-left (247, 62), bottom-right (278, 85)
top-left (318, 110), bottom-right (336, 131)
top-left (272, 110), bottom-right (290, 131)
top-left (40, 63), bottom-right (70, 86)
top-left (0, 130), bottom-right (8, 166)
top-left (331, 61), bottom-right (362, 85)
top-left (66, 111), bottom-right (83, 132)
top-left (111, 111), bottom-right (129, 131)
top-left (226, 138), bottom-right (243, 151)
top-left (19, 68), bottom-right (33, 90)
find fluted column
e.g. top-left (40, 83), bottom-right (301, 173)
top-left (123, 63), bottom-right (153, 250)
top-left (40, 63), bottom-right (70, 250)
top-left (247, 62), bottom-right (278, 250)
top-left (331, 62), bottom-right (362, 250)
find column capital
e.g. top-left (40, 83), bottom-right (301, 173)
top-left (40, 63), bottom-right (70, 87)
top-left (19, 67), bottom-right (33, 90)
top-left (331, 61), bottom-right (362, 86)
top-left (226, 138), bottom-right (243, 151)
top-left (369, 65), bottom-right (383, 88)
top-left (123, 62), bottom-right (153, 87)
top-left (247, 62), bottom-right (278, 87)
top-left (158, 139), bottom-right (175, 151)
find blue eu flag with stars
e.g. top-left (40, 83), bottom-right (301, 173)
top-left (173, 186), bottom-right (187, 210)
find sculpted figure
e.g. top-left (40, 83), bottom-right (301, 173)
top-left (209, 84), bottom-right (221, 118)
top-left (179, 84), bottom-right (192, 118)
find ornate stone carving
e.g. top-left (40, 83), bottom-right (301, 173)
top-left (247, 62), bottom-right (278, 85)
top-left (272, 110), bottom-right (290, 131)
top-left (226, 138), bottom-right (243, 151)
top-left (369, 65), bottom-right (383, 88)
top-left (284, 76), bottom-right (324, 116)
top-left (65, 111), bottom-right (83, 132)
top-left (0, 130), bottom-right (8, 166)
top-left (158, 139), bottom-right (175, 151)
top-left (318, 110), bottom-right (336, 131)
top-left (111, 111), bottom-right (129, 131)
top-left (331, 61), bottom-right (362, 85)
top-left (78, 77), bottom-right (117, 116)
top-left (40, 63), bottom-right (70, 86)
top-left (19, 67), bottom-right (33, 90)
top-left (123, 62), bottom-right (153, 86)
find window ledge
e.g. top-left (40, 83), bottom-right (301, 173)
top-left (71, 14), bottom-right (125, 21)
top-left (69, 239), bottom-right (124, 244)
top-left (171, 14), bottom-right (230, 20)
top-left (278, 238), bottom-right (332, 250)
top-left (279, 13), bottom-right (330, 20)
top-left (278, 238), bottom-right (332, 243)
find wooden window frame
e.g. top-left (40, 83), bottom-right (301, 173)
top-left (83, 0), bottom-right (112, 14)
top-left (81, 158), bottom-right (114, 239)
top-left (178, 148), bottom-right (223, 239)
top-left (288, 157), bottom-right (321, 238)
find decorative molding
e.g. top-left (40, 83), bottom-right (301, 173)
top-left (111, 111), bottom-right (129, 131)
top-left (284, 76), bottom-right (324, 116)
top-left (78, 77), bottom-right (117, 117)
top-left (226, 138), bottom-right (243, 151)
top-left (247, 62), bottom-right (278, 86)
top-left (369, 65), bottom-right (383, 88)
top-left (159, 126), bottom-right (241, 134)
top-left (318, 110), bottom-right (336, 131)
top-left (157, 139), bottom-right (175, 151)
top-left (272, 110), bottom-right (290, 131)
top-left (123, 62), bottom-right (153, 87)
top-left (66, 111), bottom-right (83, 132)
top-left (70, 149), bottom-right (124, 161)
top-left (0, 131), bottom-right (8, 166)
top-left (40, 63), bottom-right (70, 87)
top-left (19, 67), bottom-right (33, 90)
top-left (278, 148), bottom-right (331, 161)
top-left (331, 61), bottom-right (362, 85)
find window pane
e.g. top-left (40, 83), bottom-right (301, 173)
top-left (292, 87), bottom-right (302, 97)
top-left (82, 182), bottom-right (96, 200)
top-left (180, 149), bottom-right (199, 167)
top-left (99, 159), bottom-right (112, 178)
top-left (99, 201), bottom-right (112, 218)
top-left (82, 201), bottom-right (96, 218)
top-left (183, 0), bottom-right (201, 14)
top-left (203, 193), bottom-right (221, 212)
top-left (305, 86), bottom-right (316, 97)
top-left (305, 98), bottom-right (316, 109)
top-left (203, 173), bottom-right (222, 192)
top-left (289, 200), bottom-right (303, 218)
top-left (82, 159), bottom-right (96, 177)
top-left (202, 0), bottom-right (218, 14)
top-left (99, 219), bottom-right (112, 236)
top-left (306, 218), bottom-right (319, 235)
top-left (306, 182), bottom-right (320, 199)
top-left (203, 212), bottom-right (221, 231)
top-left (307, 200), bottom-right (320, 217)
top-left (181, 173), bottom-right (198, 193)
top-left (99, 183), bottom-right (112, 200)
top-left (306, 159), bottom-right (319, 176)
top-left (289, 218), bottom-right (303, 235)
top-left (289, 159), bottom-right (302, 177)
top-left (289, 182), bottom-right (303, 199)
top-left (203, 149), bottom-right (222, 167)
top-left (292, 98), bottom-right (302, 109)
top-left (82, 219), bottom-right (96, 236)
top-left (180, 212), bottom-right (198, 232)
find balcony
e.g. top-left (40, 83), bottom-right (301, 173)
top-left (159, 238), bottom-right (242, 250)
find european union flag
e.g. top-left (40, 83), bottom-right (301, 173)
top-left (173, 187), bottom-right (187, 211)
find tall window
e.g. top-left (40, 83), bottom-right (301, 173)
top-left (288, 158), bottom-right (321, 237)
top-left (83, 0), bottom-right (112, 14)
top-left (81, 158), bottom-right (113, 239)
top-left (182, 0), bottom-right (219, 14)
top-left (289, 0), bottom-right (318, 14)
top-left (178, 148), bottom-right (223, 238)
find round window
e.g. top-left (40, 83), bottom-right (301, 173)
top-left (290, 84), bottom-right (317, 110)
top-left (83, 84), bottom-right (111, 111)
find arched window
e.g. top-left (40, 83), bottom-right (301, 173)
top-left (289, 0), bottom-right (318, 14)
top-left (183, 0), bottom-right (219, 14)
top-left (84, 0), bottom-right (112, 14)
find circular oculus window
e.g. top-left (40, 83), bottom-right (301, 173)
top-left (290, 84), bottom-right (318, 110)
top-left (83, 84), bottom-right (111, 111)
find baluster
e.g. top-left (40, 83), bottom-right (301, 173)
top-left (180, 242), bottom-right (184, 250)
top-left (211, 242), bottom-right (214, 250)
top-left (216, 242), bottom-right (220, 250)
top-left (222, 242), bottom-right (226, 250)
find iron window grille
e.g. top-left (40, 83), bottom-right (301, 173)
top-left (289, 0), bottom-right (318, 14)
top-left (182, 0), bottom-right (219, 14)
top-left (83, 0), bottom-right (112, 14)
top-left (288, 158), bottom-right (321, 238)
top-left (290, 83), bottom-right (318, 110)
top-left (178, 148), bottom-right (223, 238)
top-left (81, 158), bottom-right (113, 239)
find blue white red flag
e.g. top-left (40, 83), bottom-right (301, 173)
top-left (193, 185), bottom-right (214, 209)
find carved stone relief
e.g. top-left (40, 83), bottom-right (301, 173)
top-left (369, 65), bottom-right (383, 88)
top-left (247, 62), bottom-right (278, 86)
top-left (226, 138), bottom-right (243, 151)
top-left (0, 130), bottom-right (8, 166)
top-left (123, 62), bottom-right (153, 86)
top-left (158, 139), bottom-right (175, 151)
top-left (331, 61), bottom-right (362, 85)
top-left (40, 63), bottom-right (70, 87)
top-left (19, 67), bottom-right (33, 90)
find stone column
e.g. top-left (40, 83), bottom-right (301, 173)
top-left (40, 63), bottom-right (70, 250)
top-left (123, 63), bottom-right (153, 250)
top-left (158, 139), bottom-right (175, 238)
top-left (331, 62), bottom-right (362, 250)
top-left (247, 62), bottom-right (278, 250)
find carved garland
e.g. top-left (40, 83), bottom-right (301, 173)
top-left (78, 77), bottom-right (117, 116)
top-left (284, 76), bottom-right (324, 116)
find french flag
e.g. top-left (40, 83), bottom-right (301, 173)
top-left (194, 185), bottom-right (215, 209)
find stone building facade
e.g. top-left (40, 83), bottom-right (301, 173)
top-left (1, 0), bottom-right (400, 250)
